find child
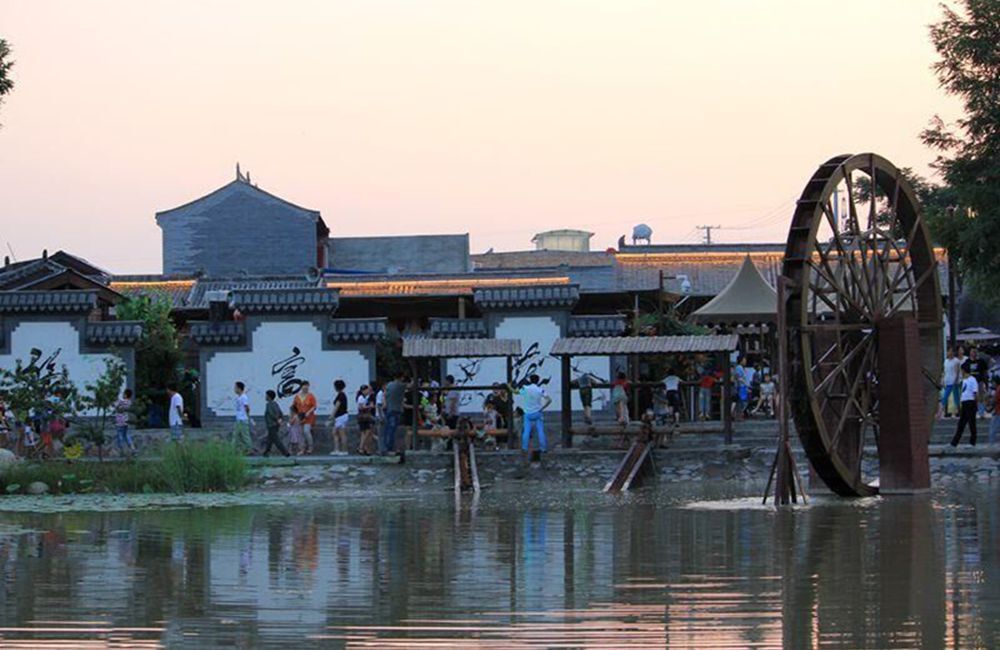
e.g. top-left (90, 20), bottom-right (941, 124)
top-left (287, 404), bottom-right (305, 456)
top-left (652, 386), bottom-right (670, 426)
top-left (478, 401), bottom-right (499, 450)
top-left (114, 388), bottom-right (137, 457)
top-left (612, 371), bottom-right (631, 425)
top-left (356, 384), bottom-right (376, 456)
top-left (753, 374), bottom-right (776, 417)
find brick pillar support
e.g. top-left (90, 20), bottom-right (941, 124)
top-left (877, 314), bottom-right (931, 493)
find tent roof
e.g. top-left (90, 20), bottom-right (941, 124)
top-left (691, 255), bottom-right (777, 324)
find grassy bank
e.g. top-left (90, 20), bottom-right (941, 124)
top-left (0, 441), bottom-right (248, 495)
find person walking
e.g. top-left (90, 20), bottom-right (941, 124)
top-left (356, 384), bottom-right (376, 455)
top-left (951, 366), bottom-right (979, 447)
top-left (519, 374), bottom-right (551, 460)
top-left (443, 375), bottom-right (460, 430)
top-left (663, 368), bottom-right (682, 426)
top-left (576, 373), bottom-right (594, 426)
top-left (963, 348), bottom-right (989, 416)
top-left (990, 379), bottom-right (1000, 445)
top-left (262, 390), bottom-right (291, 457)
top-left (330, 379), bottom-right (349, 455)
top-left (611, 371), bottom-right (631, 425)
top-left (382, 371), bottom-right (407, 457)
top-left (292, 382), bottom-right (317, 454)
top-left (940, 347), bottom-right (963, 418)
top-left (232, 381), bottom-right (253, 453)
top-left (167, 384), bottom-right (184, 443)
top-left (114, 388), bottom-right (136, 457)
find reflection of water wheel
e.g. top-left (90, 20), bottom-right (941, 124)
top-left (783, 153), bottom-right (942, 497)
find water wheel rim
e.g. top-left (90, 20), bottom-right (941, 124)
top-left (783, 153), bottom-right (942, 497)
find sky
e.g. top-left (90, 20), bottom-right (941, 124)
top-left (0, 0), bottom-right (961, 274)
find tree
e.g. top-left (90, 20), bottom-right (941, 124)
top-left (922, 0), bottom-right (1000, 304)
top-left (0, 353), bottom-right (78, 425)
top-left (71, 357), bottom-right (127, 460)
top-left (0, 38), bottom-right (13, 113)
top-left (115, 295), bottom-right (184, 424)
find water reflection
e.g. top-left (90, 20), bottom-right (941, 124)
top-left (0, 487), bottom-right (996, 648)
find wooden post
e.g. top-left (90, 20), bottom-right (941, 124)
top-left (630, 354), bottom-right (640, 422)
top-left (561, 354), bottom-right (572, 448)
top-left (408, 358), bottom-right (419, 451)
top-left (506, 355), bottom-right (517, 450)
top-left (721, 351), bottom-right (732, 444)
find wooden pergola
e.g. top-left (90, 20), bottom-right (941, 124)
top-left (549, 334), bottom-right (740, 445)
top-left (401, 337), bottom-right (522, 448)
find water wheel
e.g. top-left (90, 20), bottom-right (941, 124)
top-left (783, 153), bottom-right (942, 497)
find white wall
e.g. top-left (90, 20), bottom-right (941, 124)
top-left (0, 321), bottom-right (119, 415)
top-left (446, 315), bottom-right (610, 412)
top-left (205, 322), bottom-right (369, 417)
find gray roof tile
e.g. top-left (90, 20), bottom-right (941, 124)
top-left (0, 290), bottom-right (98, 314)
top-left (568, 315), bottom-right (628, 338)
top-left (327, 318), bottom-right (387, 343)
top-left (550, 334), bottom-right (739, 356)
top-left (190, 321), bottom-right (246, 345)
top-left (85, 321), bottom-right (144, 345)
top-left (428, 318), bottom-right (487, 339)
top-left (474, 284), bottom-right (580, 310)
top-left (230, 288), bottom-right (340, 314)
top-left (403, 338), bottom-right (522, 358)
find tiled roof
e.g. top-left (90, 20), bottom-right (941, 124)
top-left (550, 334), bottom-right (739, 356)
top-left (193, 279), bottom-right (325, 310)
top-left (428, 318), bottom-right (488, 339)
top-left (327, 274), bottom-right (570, 298)
top-left (111, 279), bottom-right (197, 309)
top-left (403, 338), bottom-right (522, 358)
top-left (0, 290), bottom-right (98, 314)
top-left (85, 321), bottom-right (144, 345)
top-left (474, 284), bottom-right (580, 310)
top-left (327, 318), bottom-right (387, 343)
top-left (230, 288), bottom-right (340, 314)
top-left (189, 321), bottom-right (246, 345)
top-left (568, 315), bottom-right (628, 338)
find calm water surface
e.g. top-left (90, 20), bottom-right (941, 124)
top-left (0, 484), bottom-right (997, 649)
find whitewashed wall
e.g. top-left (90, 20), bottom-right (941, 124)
top-left (0, 322), bottom-right (119, 415)
top-left (446, 315), bottom-right (610, 412)
top-left (205, 322), bottom-right (369, 417)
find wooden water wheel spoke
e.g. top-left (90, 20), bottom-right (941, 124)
top-left (784, 153), bottom-right (942, 497)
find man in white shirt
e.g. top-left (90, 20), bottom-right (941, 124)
top-left (940, 347), bottom-right (963, 417)
top-left (519, 374), bottom-right (552, 458)
top-left (232, 381), bottom-right (252, 452)
top-left (950, 367), bottom-right (979, 447)
top-left (167, 384), bottom-right (184, 442)
top-left (663, 371), bottom-right (682, 425)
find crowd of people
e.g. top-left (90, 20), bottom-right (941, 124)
top-left (939, 345), bottom-right (999, 447)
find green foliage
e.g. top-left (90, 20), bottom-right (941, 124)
top-left (0, 352), bottom-right (79, 424)
top-left (0, 442), bottom-right (248, 495)
top-left (116, 295), bottom-right (184, 423)
top-left (69, 357), bottom-right (127, 458)
top-left (922, 0), bottom-right (1000, 304)
top-left (158, 440), bottom-right (248, 493)
top-left (0, 38), bottom-right (13, 110)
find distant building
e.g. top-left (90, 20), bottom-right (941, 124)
top-left (155, 167), bottom-right (329, 277)
top-left (531, 229), bottom-right (593, 252)
top-left (327, 234), bottom-right (470, 274)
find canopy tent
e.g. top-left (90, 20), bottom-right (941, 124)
top-left (690, 255), bottom-right (777, 325)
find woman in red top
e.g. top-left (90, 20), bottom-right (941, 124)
top-left (611, 371), bottom-right (631, 425)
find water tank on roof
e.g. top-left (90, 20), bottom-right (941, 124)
top-left (632, 224), bottom-right (653, 245)
top-left (531, 229), bottom-right (593, 252)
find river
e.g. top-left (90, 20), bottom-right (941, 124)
top-left (0, 484), bottom-right (997, 648)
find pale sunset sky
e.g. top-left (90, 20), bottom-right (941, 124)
top-left (0, 0), bottom-right (960, 273)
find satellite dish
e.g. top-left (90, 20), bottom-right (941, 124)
top-left (632, 224), bottom-right (653, 245)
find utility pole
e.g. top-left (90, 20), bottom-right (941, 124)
top-left (696, 225), bottom-right (721, 245)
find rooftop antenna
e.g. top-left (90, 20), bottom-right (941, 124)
top-left (696, 225), bottom-right (721, 245)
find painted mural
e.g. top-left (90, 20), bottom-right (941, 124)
top-left (446, 315), bottom-right (610, 412)
top-left (0, 322), bottom-right (119, 415)
top-left (205, 322), bottom-right (369, 417)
